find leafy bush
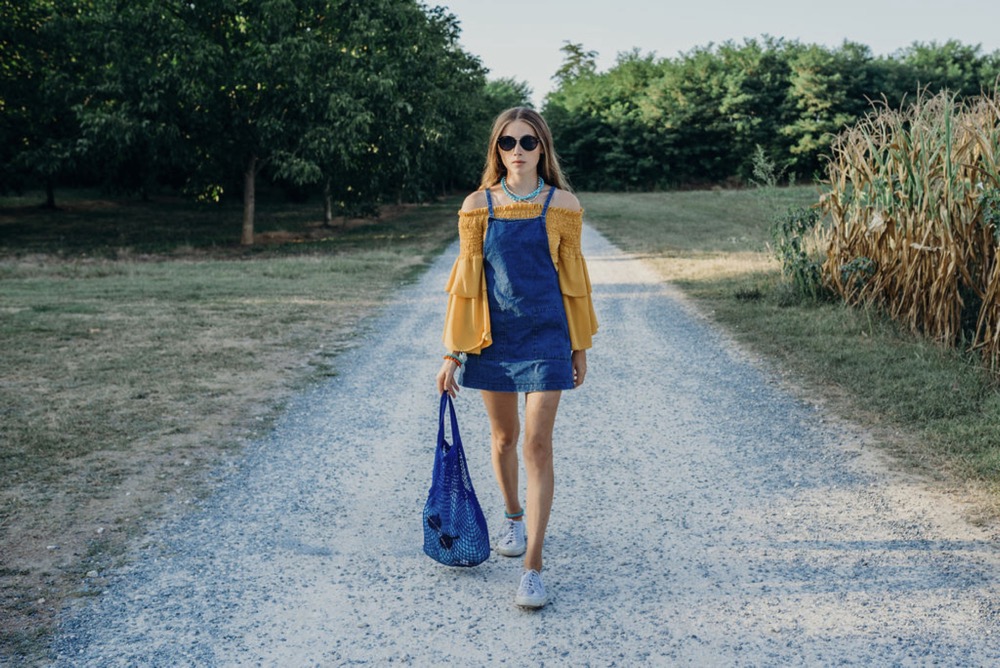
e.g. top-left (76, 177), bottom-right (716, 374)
top-left (771, 206), bottom-right (829, 302)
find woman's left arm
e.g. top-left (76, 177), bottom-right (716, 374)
top-left (572, 349), bottom-right (587, 387)
top-left (550, 193), bottom-right (598, 353)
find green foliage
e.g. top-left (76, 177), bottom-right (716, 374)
top-left (781, 42), bottom-right (877, 178)
top-left (9, 5), bottom-right (1000, 230)
top-left (2, 0), bottom-right (497, 242)
top-left (749, 144), bottom-right (789, 197)
top-left (751, 145), bottom-right (828, 301)
top-left (545, 49), bottom-right (666, 190)
top-left (839, 256), bottom-right (877, 293)
top-left (544, 37), bottom-right (1000, 190)
top-left (0, 0), bottom-right (84, 205)
top-left (771, 205), bottom-right (827, 301)
top-left (980, 187), bottom-right (1000, 244)
top-left (71, 1), bottom-right (194, 197)
top-left (553, 41), bottom-right (598, 85)
top-left (897, 40), bottom-right (1000, 98)
top-left (483, 78), bottom-right (534, 111)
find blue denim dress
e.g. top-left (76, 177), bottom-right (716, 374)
top-left (460, 187), bottom-right (574, 393)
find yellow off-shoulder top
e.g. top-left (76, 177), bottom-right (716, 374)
top-left (442, 202), bottom-right (599, 354)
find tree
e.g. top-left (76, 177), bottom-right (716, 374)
top-left (646, 44), bottom-right (741, 184)
top-left (180, 0), bottom-right (350, 245)
top-left (72, 1), bottom-right (196, 198)
top-left (714, 38), bottom-right (795, 180)
top-left (545, 37), bottom-right (1000, 190)
top-left (484, 78), bottom-right (533, 111)
top-left (66, 0), bottom-right (491, 241)
top-left (781, 43), bottom-right (864, 178)
top-left (543, 49), bottom-right (610, 189)
top-left (553, 41), bottom-right (598, 86)
top-left (285, 2), bottom-right (488, 223)
top-left (898, 40), bottom-right (999, 97)
top-left (546, 48), bottom-right (666, 189)
top-left (587, 50), bottom-right (665, 189)
top-left (349, 3), bottom-right (486, 205)
top-left (0, 0), bottom-right (85, 206)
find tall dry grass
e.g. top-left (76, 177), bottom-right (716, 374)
top-left (821, 88), bottom-right (1000, 369)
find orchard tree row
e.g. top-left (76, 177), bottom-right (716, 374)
top-left (1, 0), bottom-right (528, 243)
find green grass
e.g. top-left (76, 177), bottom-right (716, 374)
top-left (583, 186), bottom-right (1000, 490)
top-left (0, 191), bottom-right (462, 663)
top-left (583, 186), bottom-right (822, 254)
top-left (0, 188), bottom-right (451, 258)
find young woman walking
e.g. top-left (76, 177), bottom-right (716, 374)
top-left (435, 107), bottom-right (598, 608)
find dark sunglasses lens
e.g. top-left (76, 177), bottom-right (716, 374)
top-left (498, 136), bottom-right (517, 151)
top-left (520, 136), bottom-right (539, 151)
top-left (427, 514), bottom-right (441, 531)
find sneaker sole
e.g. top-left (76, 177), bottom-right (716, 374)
top-left (515, 594), bottom-right (547, 608)
top-left (496, 544), bottom-right (527, 557)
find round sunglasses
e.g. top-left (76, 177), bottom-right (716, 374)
top-left (497, 135), bottom-right (540, 152)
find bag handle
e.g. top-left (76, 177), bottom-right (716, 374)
top-left (438, 391), bottom-right (461, 452)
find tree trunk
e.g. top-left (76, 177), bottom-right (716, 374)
top-left (241, 156), bottom-right (257, 246)
top-left (44, 178), bottom-right (56, 209)
top-left (323, 179), bottom-right (334, 228)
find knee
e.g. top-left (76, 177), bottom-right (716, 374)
top-left (522, 438), bottom-right (553, 468)
top-left (491, 430), bottom-right (519, 456)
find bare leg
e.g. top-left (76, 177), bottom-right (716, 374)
top-left (480, 391), bottom-right (522, 518)
top-left (522, 390), bottom-right (561, 572)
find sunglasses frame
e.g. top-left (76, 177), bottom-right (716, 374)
top-left (497, 135), bottom-right (540, 152)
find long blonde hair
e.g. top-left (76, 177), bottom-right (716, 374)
top-left (479, 107), bottom-right (572, 191)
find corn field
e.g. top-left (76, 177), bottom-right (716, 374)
top-left (821, 88), bottom-right (1000, 370)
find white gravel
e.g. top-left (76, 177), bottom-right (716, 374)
top-left (52, 226), bottom-right (1000, 666)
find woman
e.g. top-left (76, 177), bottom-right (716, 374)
top-left (435, 107), bottom-right (598, 608)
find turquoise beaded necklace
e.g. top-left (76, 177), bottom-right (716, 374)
top-left (501, 176), bottom-right (545, 203)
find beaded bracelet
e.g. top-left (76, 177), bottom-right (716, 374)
top-left (443, 353), bottom-right (462, 367)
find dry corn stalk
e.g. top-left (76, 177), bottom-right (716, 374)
top-left (821, 88), bottom-right (1000, 369)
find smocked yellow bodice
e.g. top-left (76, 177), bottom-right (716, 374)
top-left (442, 202), bottom-right (598, 354)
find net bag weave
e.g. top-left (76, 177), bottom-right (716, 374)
top-left (422, 392), bottom-right (490, 567)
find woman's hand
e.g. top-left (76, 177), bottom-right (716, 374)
top-left (436, 357), bottom-right (461, 397)
top-left (572, 349), bottom-right (588, 387)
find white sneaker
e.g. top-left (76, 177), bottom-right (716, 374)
top-left (515, 569), bottom-right (547, 608)
top-left (495, 518), bottom-right (527, 557)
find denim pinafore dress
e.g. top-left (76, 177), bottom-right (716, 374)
top-left (460, 187), bottom-right (574, 393)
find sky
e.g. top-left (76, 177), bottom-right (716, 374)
top-left (439, 0), bottom-right (1000, 107)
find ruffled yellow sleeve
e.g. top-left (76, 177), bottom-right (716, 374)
top-left (547, 207), bottom-right (599, 350)
top-left (442, 209), bottom-right (491, 353)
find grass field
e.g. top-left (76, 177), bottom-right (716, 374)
top-left (0, 192), bottom-right (461, 662)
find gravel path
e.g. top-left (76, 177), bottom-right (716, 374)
top-left (53, 226), bottom-right (1000, 666)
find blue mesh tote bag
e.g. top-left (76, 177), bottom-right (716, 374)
top-left (422, 392), bottom-right (490, 567)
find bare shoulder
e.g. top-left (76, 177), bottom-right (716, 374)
top-left (551, 188), bottom-right (581, 211)
top-left (461, 190), bottom-right (488, 212)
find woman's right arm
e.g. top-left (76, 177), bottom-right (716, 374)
top-left (436, 355), bottom-right (461, 397)
top-left (436, 191), bottom-right (487, 396)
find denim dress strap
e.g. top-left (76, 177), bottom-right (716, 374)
top-left (485, 188), bottom-right (495, 217)
top-left (540, 186), bottom-right (557, 216)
